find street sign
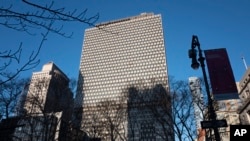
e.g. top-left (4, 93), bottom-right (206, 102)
top-left (201, 119), bottom-right (228, 129)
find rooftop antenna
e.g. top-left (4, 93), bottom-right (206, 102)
top-left (241, 55), bottom-right (248, 70)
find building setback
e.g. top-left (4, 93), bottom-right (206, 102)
top-left (74, 13), bottom-right (173, 141)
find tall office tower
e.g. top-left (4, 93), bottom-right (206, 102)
top-left (21, 62), bottom-right (73, 141)
top-left (74, 13), bottom-right (172, 141)
top-left (189, 77), bottom-right (205, 141)
top-left (24, 62), bottom-right (73, 115)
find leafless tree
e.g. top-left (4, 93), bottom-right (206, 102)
top-left (0, 77), bottom-right (62, 141)
top-left (171, 80), bottom-right (197, 141)
top-left (97, 99), bottom-right (127, 141)
top-left (74, 78), bottom-right (200, 141)
top-left (13, 112), bottom-right (62, 141)
top-left (0, 0), bottom-right (99, 85)
top-left (80, 104), bottom-right (102, 139)
top-left (0, 73), bottom-right (29, 119)
top-left (6, 72), bottom-right (76, 141)
top-left (125, 78), bottom-right (199, 141)
top-left (126, 82), bottom-right (173, 141)
top-left (80, 97), bottom-right (127, 141)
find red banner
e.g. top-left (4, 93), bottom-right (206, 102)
top-left (204, 48), bottom-right (239, 100)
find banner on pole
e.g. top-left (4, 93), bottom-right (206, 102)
top-left (204, 48), bottom-right (239, 100)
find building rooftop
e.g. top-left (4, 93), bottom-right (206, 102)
top-left (35, 62), bottom-right (69, 82)
top-left (95, 12), bottom-right (155, 27)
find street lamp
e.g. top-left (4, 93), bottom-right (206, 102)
top-left (189, 49), bottom-right (199, 70)
top-left (188, 35), bottom-right (221, 141)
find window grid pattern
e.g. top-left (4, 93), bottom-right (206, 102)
top-left (75, 13), bottom-right (170, 141)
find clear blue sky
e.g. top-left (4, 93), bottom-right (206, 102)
top-left (1, 0), bottom-right (250, 82)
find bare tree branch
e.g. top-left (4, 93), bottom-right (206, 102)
top-left (0, 0), bottom-right (99, 85)
top-left (0, 0), bottom-right (99, 36)
top-left (0, 75), bottom-right (29, 119)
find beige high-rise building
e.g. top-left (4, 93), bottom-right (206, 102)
top-left (19, 62), bottom-right (73, 141)
top-left (24, 62), bottom-right (73, 115)
top-left (74, 13), bottom-right (173, 141)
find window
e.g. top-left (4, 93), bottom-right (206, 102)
top-left (140, 122), bottom-right (156, 141)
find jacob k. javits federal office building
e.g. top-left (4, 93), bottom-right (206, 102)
top-left (73, 13), bottom-right (173, 141)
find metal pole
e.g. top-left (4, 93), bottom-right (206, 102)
top-left (196, 42), bottom-right (220, 141)
top-left (241, 56), bottom-right (248, 70)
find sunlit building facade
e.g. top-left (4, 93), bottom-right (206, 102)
top-left (23, 62), bottom-right (73, 116)
top-left (189, 77), bottom-right (205, 141)
top-left (238, 67), bottom-right (250, 124)
top-left (74, 13), bottom-right (172, 140)
top-left (21, 62), bottom-right (73, 141)
top-left (216, 99), bottom-right (240, 141)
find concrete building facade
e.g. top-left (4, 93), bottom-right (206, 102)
top-left (238, 68), bottom-right (250, 124)
top-left (216, 99), bottom-right (241, 141)
top-left (18, 62), bottom-right (73, 141)
top-left (189, 77), bottom-right (241, 141)
top-left (74, 13), bottom-right (172, 141)
top-left (189, 77), bottom-right (206, 141)
top-left (23, 62), bottom-right (73, 116)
